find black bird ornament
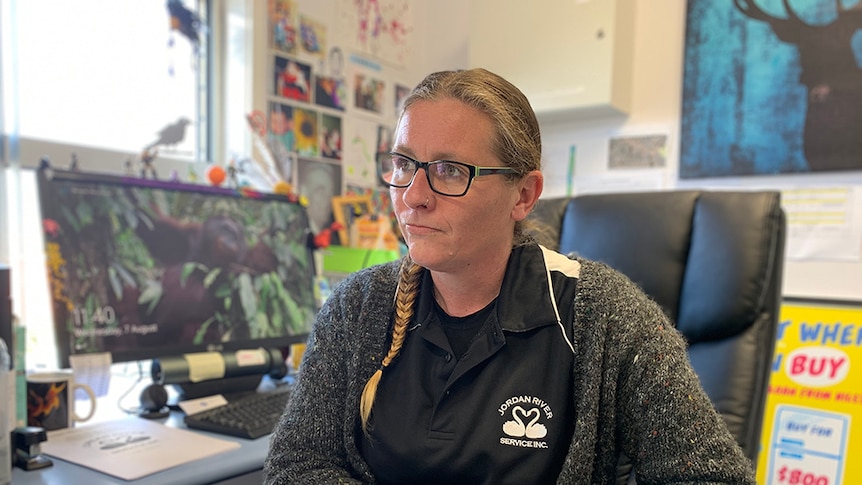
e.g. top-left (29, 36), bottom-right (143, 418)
top-left (145, 117), bottom-right (191, 151)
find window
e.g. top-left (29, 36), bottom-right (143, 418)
top-left (8, 0), bottom-right (210, 169)
top-left (1, 0), bottom-right (220, 369)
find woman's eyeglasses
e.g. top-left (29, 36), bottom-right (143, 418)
top-left (377, 152), bottom-right (518, 197)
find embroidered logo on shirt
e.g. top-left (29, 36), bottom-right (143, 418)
top-left (497, 395), bottom-right (552, 449)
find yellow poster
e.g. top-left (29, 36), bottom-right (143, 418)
top-left (758, 302), bottom-right (862, 485)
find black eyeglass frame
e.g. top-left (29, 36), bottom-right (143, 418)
top-left (377, 151), bottom-right (519, 197)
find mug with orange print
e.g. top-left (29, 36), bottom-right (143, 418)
top-left (26, 370), bottom-right (96, 431)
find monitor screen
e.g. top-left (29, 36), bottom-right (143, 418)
top-left (37, 168), bottom-right (317, 368)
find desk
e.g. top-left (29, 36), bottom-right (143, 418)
top-left (11, 365), bottom-right (288, 484)
top-left (11, 411), bottom-right (271, 485)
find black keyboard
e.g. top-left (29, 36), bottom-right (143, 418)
top-left (184, 388), bottom-right (292, 439)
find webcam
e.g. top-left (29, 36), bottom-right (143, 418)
top-left (138, 383), bottom-right (170, 419)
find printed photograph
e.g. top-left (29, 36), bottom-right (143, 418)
top-left (354, 73), bottom-right (385, 114)
top-left (320, 114), bottom-right (343, 161)
top-left (315, 75), bottom-right (347, 111)
top-left (273, 55), bottom-right (312, 103)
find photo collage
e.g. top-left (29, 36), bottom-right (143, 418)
top-left (267, 0), bottom-right (412, 244)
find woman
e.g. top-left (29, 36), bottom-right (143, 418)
top-left (264, 68), bottom-right (756, 484)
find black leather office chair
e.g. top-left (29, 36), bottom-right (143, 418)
top-left (530, 190), bottom-right (786, 470)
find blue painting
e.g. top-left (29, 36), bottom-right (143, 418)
top-left (680, 0), bottom-right (862, 178)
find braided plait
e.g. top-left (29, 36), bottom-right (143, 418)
top-left (359, 257), bottom-right (423, 432)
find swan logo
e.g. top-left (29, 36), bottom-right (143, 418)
top-left (497, 395), bottom-right (552, 449)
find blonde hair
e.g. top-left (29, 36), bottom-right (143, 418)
top-left (360, 69), bottom-right (542, 430)
top-left (359, 256), bottom-right (423, 432)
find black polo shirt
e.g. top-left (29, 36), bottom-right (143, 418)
top-left (360, 245), bottom-right (579, 485)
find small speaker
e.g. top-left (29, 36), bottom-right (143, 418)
top-left (138, 384), bottom-right (170, 419)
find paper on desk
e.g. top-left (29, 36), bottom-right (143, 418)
top-left (41, 419), bottom-right (241, 481)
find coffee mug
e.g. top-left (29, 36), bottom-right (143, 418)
top-left (26, 370), bottom-right (97, 431)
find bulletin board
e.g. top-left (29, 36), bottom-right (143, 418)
top-left (757, 301), bottom-right (862, 485)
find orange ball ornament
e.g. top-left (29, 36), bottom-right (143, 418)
top-left (207, 165), bottom-right (226, 186)
top-left (273, 180), bottom-right (292, 196)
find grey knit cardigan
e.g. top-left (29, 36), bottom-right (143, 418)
top-left (264, 255), bottom-right (756, 484)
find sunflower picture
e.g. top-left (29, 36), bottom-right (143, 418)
top-left (294, 107), bottom-right (318, 157)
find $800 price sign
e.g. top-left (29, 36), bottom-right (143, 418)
top-left (775, 466), bottom-right (830, 485)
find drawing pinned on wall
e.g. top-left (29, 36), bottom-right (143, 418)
top-left (269, 0), bottom-right (297, 54)
top-left (608, 135), bottom-right (668, 169)
top-left (328, 47), bottom-right (345, 77)
top-left (344, 117), bottom-right (379, 186)
top-left (294, 107), bottom-right (319, 157)
top-left (337, 0), bottom-right (414, 67)
top-left (273, 55), bottom-right (312, 103)
top-left (320, 114), bottom-right (343, 161)
top-left (299, 14), bottom-right (326, 57)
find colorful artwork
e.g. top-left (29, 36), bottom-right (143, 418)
top-left (273, 55), bottom-right (312, 103)
top-left (269, 0), bottom-right (297, 54)
top-left (337, 0), bottom-right (413, 67)
top-left (346, 183), bottom-right (393, 222)
top-left (681, 1), bottom-right (862, 178)
top-left (299, 14), bottom-right (326, 57)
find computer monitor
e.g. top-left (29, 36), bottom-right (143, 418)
top-left (36, 167), bottom-right (317, 370)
